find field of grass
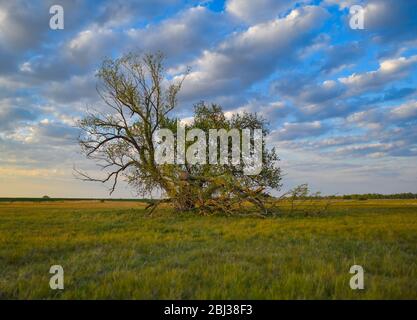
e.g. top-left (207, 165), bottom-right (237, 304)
top-left (0, 199), bottom-right (416, 299)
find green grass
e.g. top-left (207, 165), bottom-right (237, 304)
top-left (0, 199), bottom-right (416, 299)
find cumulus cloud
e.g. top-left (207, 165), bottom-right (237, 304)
top-left (348, 101), bottom-right (417, 127)
top-left (363, 0), bottom-right (417, 43)
top-left (298, 80), bottom-right (345, 105)
top-left (323, 0), bottom-right (361, 10)
top-left (334, 142), bottom-right (401, 157)
top-left (66, 26), bottom-right (118, 66)
top-left (29, 121), bottom-right (80, 145)
top-left (1, 116), bottom-right (79, 144)
top-left (41, 73), bottom-right (98, 104)
top-left (95, 0), bottom-right (188, 27)
top-left (339, 101), bottom-right (417, 157)
top-left (378, 87), bottom-right (417, 102)
top-left (271, 54), bottom-right (417, 121)
top-left (270, 121), bottom-right (329, 141)
top-left (268, 98), bottom-right (417, 160)
top-left (0, 0), bottom-right (49, 51)
top-left (177, 5), bottom-right (329, 101)
top-left (272, 75), bottom-right (353, 120)
top-left (0, 102), bottom-right (38, 131)
top-left (226, 0), bottom-right (304, 24)
top-left (339, 55), bottom-right (417, 93)
top-left (126, 6), bottom-right (227, 64)
top-left (390, 101), bottom-right (417, 120)
top-left (325, 0), bottom-right (417, 44)
top-left (320, 42), bottom-right (364, 73)
top-left (20, 25), bottom-right (120, 82)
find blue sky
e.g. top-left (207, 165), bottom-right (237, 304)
top-left (0, 0), bottom-right (416, 197)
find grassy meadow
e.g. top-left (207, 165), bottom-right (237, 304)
top-left (0, 199), bottom-right (416, 299)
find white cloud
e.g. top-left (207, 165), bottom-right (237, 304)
top-left (335, 142), bottom-right (396, 157)
top-left (339, 55), bottom-right (417, 93)
top-left (0, 1), bottom-right (48, 51)
top-left (126, 6), bottom-right (226, 63)
top-left (226, 0), bottom-right (303, 24)
top-left (66, 26), bottom-right (118, 66)
top-left (364, 0), bottom-right (417, 40)
top-left (42, 73), bottom-right (97, 104)
top-left (270, 120), bottom-right (328, 141)
top-left (323, 0), bottom-right (361, 10)
top-left (390, 101), bottom-right (417, 120)
top-left (347, 100), bottom-right (417, 132)
top-left (96, 0), bottom-right (186, 27)
top-left (177, 6), bottom-right (329, 101)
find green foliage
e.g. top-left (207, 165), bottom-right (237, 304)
top-left (158, 102), bottom-right (282, 215)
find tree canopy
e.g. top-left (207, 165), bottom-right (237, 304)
top-left (77, 53), bottom-right (282, 216)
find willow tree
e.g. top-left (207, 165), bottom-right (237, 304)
top-left (77, 53), bottom-right (281, 216)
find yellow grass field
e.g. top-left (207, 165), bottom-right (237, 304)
top-left (0, 199), bottom-right (416, 299)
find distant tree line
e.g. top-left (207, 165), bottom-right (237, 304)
top-left (340, 193), bottom-right (417, 200)
top-left (292, 193), bottom-right (417, 200)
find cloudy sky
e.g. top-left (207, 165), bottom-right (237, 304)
top-left (0, 0), bottom-right (416, 197)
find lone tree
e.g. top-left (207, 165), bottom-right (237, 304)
top-left (77, 53), bottom-right (282, 216)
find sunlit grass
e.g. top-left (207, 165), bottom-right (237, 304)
top-left (0, 199), bottom-right (416, 299)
